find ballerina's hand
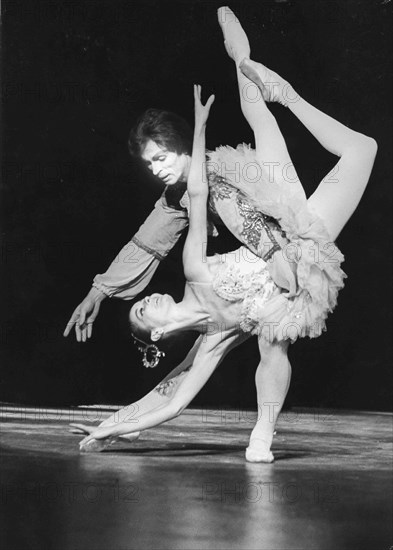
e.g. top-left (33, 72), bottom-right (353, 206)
top-left (194, 84), bottom-right (215, 127)
top-left (79, 423), bottom-right (124, 446)
top-left (69, 423), bottom-right (98, 435)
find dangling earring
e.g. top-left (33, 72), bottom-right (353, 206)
top-left (132, 334), bottom-right (165, 369)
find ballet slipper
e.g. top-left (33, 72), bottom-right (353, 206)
top-left (245, 438), bottom-right (274, 463)
top-left (217, 6), bottom-right (250, 64)
top-left (240, 58), bottom-right (296, 107)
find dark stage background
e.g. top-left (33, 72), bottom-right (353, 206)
top-left (1, 0), bottom-right (392, 410)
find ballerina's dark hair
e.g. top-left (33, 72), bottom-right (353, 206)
top-left (128, 109), bottom-right (193, 157)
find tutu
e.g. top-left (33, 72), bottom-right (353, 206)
top-left (206, 144), bottom-right (347, 342)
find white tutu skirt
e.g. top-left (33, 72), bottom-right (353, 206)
top-left (207, 144), bottom-right (347, 342)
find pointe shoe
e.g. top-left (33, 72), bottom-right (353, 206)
top-left (217, 6), bottom-right (250, 64)
top-left (240, 58), bottom-right (296, 107)
top-left (245, 438), bottom-right (274, 463)
top-left (223, 40), bottom-right (235, 62)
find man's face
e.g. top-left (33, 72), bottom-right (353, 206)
top-left (141, 140), bottom-right (190, 185)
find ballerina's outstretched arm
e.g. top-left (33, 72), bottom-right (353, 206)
top-left (70, 334), bottom-right (204, 438)
top-left (79, 330), bottom-right (248, 446)
top-left (218, 9), bottom-right (304, 195)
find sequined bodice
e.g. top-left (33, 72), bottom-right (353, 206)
top-left (188, 247), bottom-right (278, 333)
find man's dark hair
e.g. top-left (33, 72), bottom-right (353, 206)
top-left (128, 109), bottom-right (193, 157)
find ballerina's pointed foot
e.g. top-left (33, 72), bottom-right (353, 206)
top-left (217, 6), bottom-right (250, 64)
top-left (239, 58), bottom-right (294, 107)
top-left (245, 438), bottom-right (275, 463)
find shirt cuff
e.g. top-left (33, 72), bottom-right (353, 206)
top-left (92, 281), bottom-right (114, 298)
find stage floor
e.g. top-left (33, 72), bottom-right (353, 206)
top-left (1, 405), bottom-right (392, 550)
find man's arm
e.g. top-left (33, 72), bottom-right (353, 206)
top-left (94, 192), bottom-right (189, 298)
top-left (64, 192), bottom-right (189, 341)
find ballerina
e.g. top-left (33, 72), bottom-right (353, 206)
top-left (76, 7), bottom-right (377, 462)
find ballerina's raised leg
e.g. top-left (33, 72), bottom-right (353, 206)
top-left (218, 7), bottom-right (304, 196)
top-left (240, 59), bottom-right (377, 240)
top-left (219, 6), bottom-right (377, 241)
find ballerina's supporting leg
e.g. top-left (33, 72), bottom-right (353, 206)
top-left (246, 339), bottom-right (291, 463)
top-left (76, 342), bottom-right (201, 451)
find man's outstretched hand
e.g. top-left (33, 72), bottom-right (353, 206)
top-left (63, 287), bottom-right (106, 342)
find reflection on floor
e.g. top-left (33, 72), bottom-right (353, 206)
top-left (1, 405), bottom-right (392, 550)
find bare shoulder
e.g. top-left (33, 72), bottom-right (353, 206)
top-left (183, 251), bottom-right (218, 283)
